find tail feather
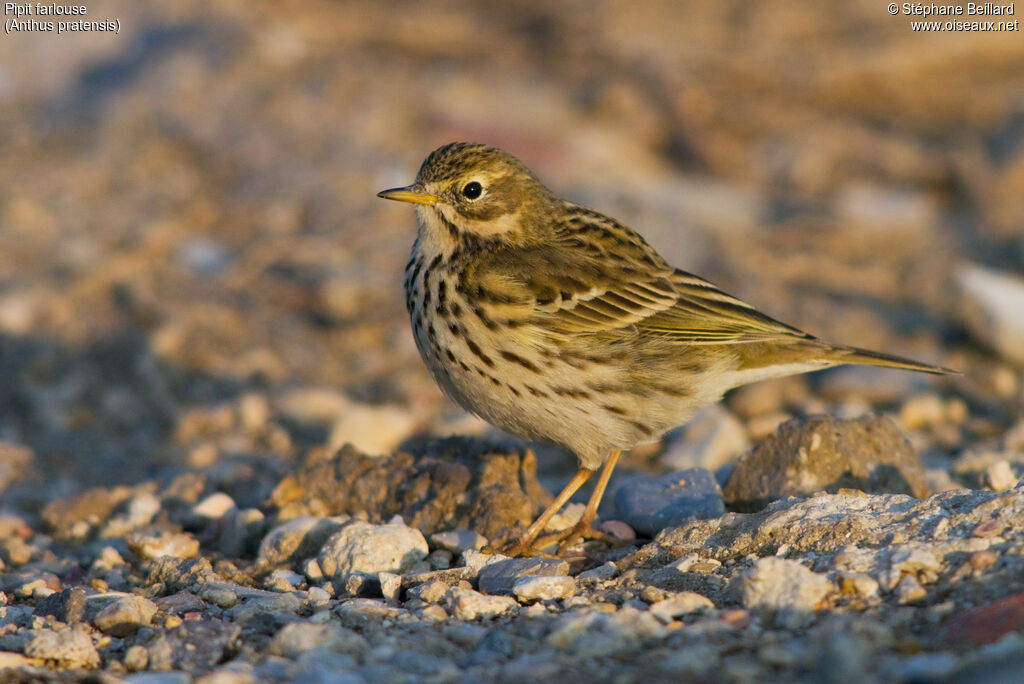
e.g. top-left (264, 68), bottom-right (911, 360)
top-left (829, 345), bottom-right (958, 376)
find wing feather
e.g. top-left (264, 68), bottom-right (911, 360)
top-left (466, 209), bottom-right (814, 346)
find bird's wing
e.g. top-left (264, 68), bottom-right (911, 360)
top-left (472, 242), bottom-right (813, 345)
top-left (635, 269), bottom-right (814, 344)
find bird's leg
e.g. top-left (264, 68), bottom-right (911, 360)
top-left (555, 449), bottom-right (622, 553)
top-left (502, 466), bottom-right (594, 556)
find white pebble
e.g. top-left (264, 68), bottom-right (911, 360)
top-left (512, 575), bottom-right (575, 602)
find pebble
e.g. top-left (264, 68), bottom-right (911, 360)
top-left (430, 529), bottom-right (488, 554)
top-left (268, 622), bottom-right (369, 660)
top-left (577, 562), bottom-right (619, 581)
top-left (94, 595), bottom-right (159, 636)
top-left (896, 653), bottom-right (960, 682)
top-left (420, 604), bottom-right (448, 622)
top-left (237, 392), bottom-right (270, 433)
top-left (274, 387), bottom-right (351, 424)
top-left (817, 365), bottom-right (924, 406)
top-left (303, 558), bottom-right (325, 583)
top-left (428, 549), bottom-right (452, 570)
top-left (888, 547), bottom-right (942, 584)
top-left (955, 262), bottom-right (1024, 366)
top-left (123, 644), bottom-right (149, 671)
top-left (219, 508), bottom-right (266, 558)
top-left (648, 592), bottom-right (715, 622)
top-left (408, 580), bottom-right (450, 604)
top-left (740, 557), bottom-right (831, 627)
top-left (175, 236), bottom-right (232, 275)
top-left (327, 402), bottom-right (418, 456)
top-left (41, 487), bottom-right (125, 539)
top-left (124, 673), bottom-right (192, 684)
top-left (895, 574), bottom-right (927, 604)
top-left (306, 586), bottom-right (331, 609)
top-left (660, 405), bottom-right (750, 472)
top-left (11, 575), bottom-right (57, 598)
top-left (745, 412), bottom-right (792, 441)
top-left (663, 553), bottom-right (721, 574)
top-left (231, 590), bottom-right (303, 620)
top-left (512, 575), bottom-right (576, 602)
top-left (317, 520), bottom-right (428, 581)
top-left (836, 182), bottom-right (937, 234)
top-left (898, 393), bottom-right (946, 431)
top-left (0, 536), bottom-right (34, 566)
top-left (838, 572), bottom-right (880, 598)
top-left (91, 545), bottom-right (128, 573)
top-left (344, 573), bottom-right (369, 597)
top-left (335, 598), bottom-right (399, 621)
top-left (24, 625), bottom-right (100, 669)
top-left (598, 520), bottom-right (636, 541)
top-left (939, 592), bottom-right (1024, 645)
top-left (97, 493), bottom-right (159, 539)
top-left (257, 516), bottom-right (349, 566)
top-left (34, 586), bottom-right (86, 624)
top-left (162, 620), bottom-right (243, 669)
top-left (154, 591), bottom-right (206, 616)
top-left (199, 584), bottom-right (243, 609)
top-left (729, 376), bottom-right (808, 417)
top-left (546, 604), bottom-right (665, 653)
top-left (378, 572), bottom-right (402, 601)
top-left (545, 502), bottom-right (584, 532)
top-left (478, 557), bottom-right (570, 595)
top-left (986, 460), bottom-right (1017, 493)
top-left (460, 549), bottom-right (510, 577)
top-left (614, 468), bottom-right (725, 537)
top-left (192, 492), bottom-right (238, 522)
top-left (445, 586), bottom-right (518, 620)
top-left (127, 530), bottom-right (200, 560)
top-left (264, 568), bottom-right (303, 592)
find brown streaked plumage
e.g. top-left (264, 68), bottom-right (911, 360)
top-left (379, 142), bottom-right (956, 556)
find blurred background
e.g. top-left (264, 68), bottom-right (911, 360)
top-left (1, 0), bottom-right (1022, 511)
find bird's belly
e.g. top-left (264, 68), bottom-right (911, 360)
top-left (414, 314), bottom-right (538, 433)
top-left (411, 310), bottom-right (684, 468)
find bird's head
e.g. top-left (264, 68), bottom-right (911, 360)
top-left (378, 142), bottom-right (553, 244)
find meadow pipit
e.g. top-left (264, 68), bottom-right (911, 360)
top-left (379, 142), bottom-right (954, 556)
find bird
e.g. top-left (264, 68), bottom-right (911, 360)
top-left (378, 142), bottom-right (955, 556)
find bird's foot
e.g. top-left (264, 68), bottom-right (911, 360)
top-left (498, 520), bottom-right (628, 558)
top-left (554, 522), bottom-right (623, 555)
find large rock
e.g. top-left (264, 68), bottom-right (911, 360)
top-left (269, 438), bottom-right (550, 541)
top-left (723, 414), bottom-right (929, 511)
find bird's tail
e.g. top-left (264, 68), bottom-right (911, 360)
top-left (827, 345), bottom-right (958, 376)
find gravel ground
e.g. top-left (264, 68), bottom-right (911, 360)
top-left (1, 1), bottom-right (1023, 682)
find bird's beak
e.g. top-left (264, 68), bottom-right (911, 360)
top-left (377, 185), bottom-right (439, 206)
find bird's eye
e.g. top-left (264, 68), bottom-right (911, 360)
top-left (462, 181), bottom-right (483, 200)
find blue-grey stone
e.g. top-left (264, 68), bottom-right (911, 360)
top-left (613, 468), bottom-right (725, 537)
top-left (477, 557), bottom-right (569, 595)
